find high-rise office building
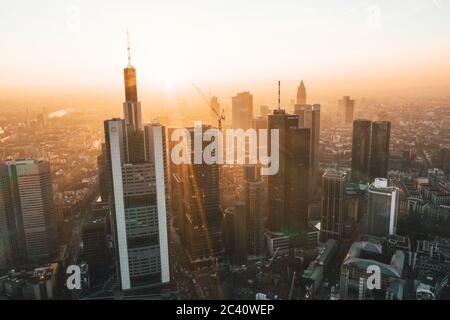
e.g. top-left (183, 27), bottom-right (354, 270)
top-left (295, 104), bottom-right (311, 128)
top-left (0, 160), bottom-right (57, 263)
top-left (105, 119), bottom-right (170, 290)
top-left (97, 143), bottom-right (110, 202)
top-left (310, 104), bottom-right (321, 178)
top-left (435, 148), bottom-right (450, 174)
top-left (103, 48), bottom-right (170, 290)
top-left (351, 120), bottom-right (391, 183)
top-left (243, 165), bottom-right (265, 256)
top-left (222, 202), bottom-right (247, 263)
top-left (294, 81), bottom-right (320, 188)
top-left (268, 109), bottom-right (310, 245)
top-left (253, 116), bottom-right (268, 159)
top-left (294, 104), bottom-right (321, 183)
top-left (369, 121), bottom-right (391, 180)
top-left (81, 218), bottom-right (109, 278)
top-left (181, 125), bottom-right (223, 266)
top-left (320, 170), bottom-right (347, 241)
top-left (0, 165), bottom-right (18, 267)
top-left (339, 96), bottom-right (355, 125)
top-left (296, 80), bottom-right (307, 105)
top-left (366, 178), bottom-right (399, 238)
top-left (166, 126), bottom-right (184, 238)
top-left (123, 44), bottom-right (145, 164)
top-left (351, 119), bottom-right (372, 182)
top-left (232, 92), bottom-right (253, 130)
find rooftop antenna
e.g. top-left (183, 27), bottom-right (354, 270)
top-left (127, 30), bottom-right (131, 67)
top-left (278, 80), bottom-right (281, 110)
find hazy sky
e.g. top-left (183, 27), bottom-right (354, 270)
top-left (1, 0), bottom-right (450, 109)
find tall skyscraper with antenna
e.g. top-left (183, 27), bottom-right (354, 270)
top-left (123, 33), bottom-right (145, 163)
top-left (102, 35), bottom-right (170, 291)
top-left (123, 32), bottom-right (141, 130)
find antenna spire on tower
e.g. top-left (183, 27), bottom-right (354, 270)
top-left (278, 80), bottom-right (281, 110)
top-left (127, 30), bottom-right (131, 67)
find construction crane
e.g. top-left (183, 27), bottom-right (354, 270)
top-left (266, 247), bottom-right (280, 269)
top-left (288, 272), bottom-right (296, 300)
top-left (192, 83), bottom-right (225, 130)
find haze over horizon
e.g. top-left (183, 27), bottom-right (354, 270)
top-left (1, 0), bottom-right (450, 111)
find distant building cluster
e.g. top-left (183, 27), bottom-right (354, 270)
top-left (1, 45), bottom-right (450, 301)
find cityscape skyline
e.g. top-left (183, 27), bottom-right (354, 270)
top-left (1, 0), bottom-right (450, 305)
top-left (2, 1), bottom-right (450, 111)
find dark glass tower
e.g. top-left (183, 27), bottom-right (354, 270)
top-left (268, 109), bottom-right (310, 245)
top-left (0, 165), bottom-right (19, 266)
top-left (320, 170), bottom-right (347, 241)
top-left (351, 120), bottom-right (391, 183)
top-left (369, 121), bottom-right (391, 180)
top-left (351, 119), bottom-right (372, 183)
top-left (181, 125), bottom-right (223, 266)
top-left (243, 165), bottom-right (265, 256)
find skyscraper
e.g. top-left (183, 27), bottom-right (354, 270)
top-left (0, 165), bottom-right (18, 267)
top-left (320, 170), bottom-right (347, 241)
top-left (181, 125), bottom-right (223, 266)
top-left (268, 109), bottom-right (310, 245)
top-left (222, 202), bottom-right (247, 263)
top-left (351, 119), bottom-right (372, 183)
top-left (97, 143), bottom-right (109, 202)
top-left (123, 37), bottom-right (142, 133)
top-left (253, 116), bottom-right (268, 159)
top-left (123, 39), bottom-right (145, 164)
top-left (310, 104), bottom-right (321, 177)
top-left (369, 121), bottom-right (391, 180)
top-left (351, 119), bottom-right (391, 183)
top-left (243, 165), bottom-right (265, 256)
top-left (0, 160), bottom-right (57, 262)
top-left (81, 218), bottom-right (109, 278)
top-left (294, 104), bottom-right (309, 128)
top-left (102, 46), bottom-right (170, 290)
top-left (105, 119), bottom-right (170, 290)
top-left (232, 92), bottom-right (253, 130)
top-left (294, 104), bottom-right (321, 184)
top-left (339, 96), bottom-right (355, 125)
top-left (366, 178), bottom-right (399, 237)
top-left (296, 80), bottom-right (307, 105)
